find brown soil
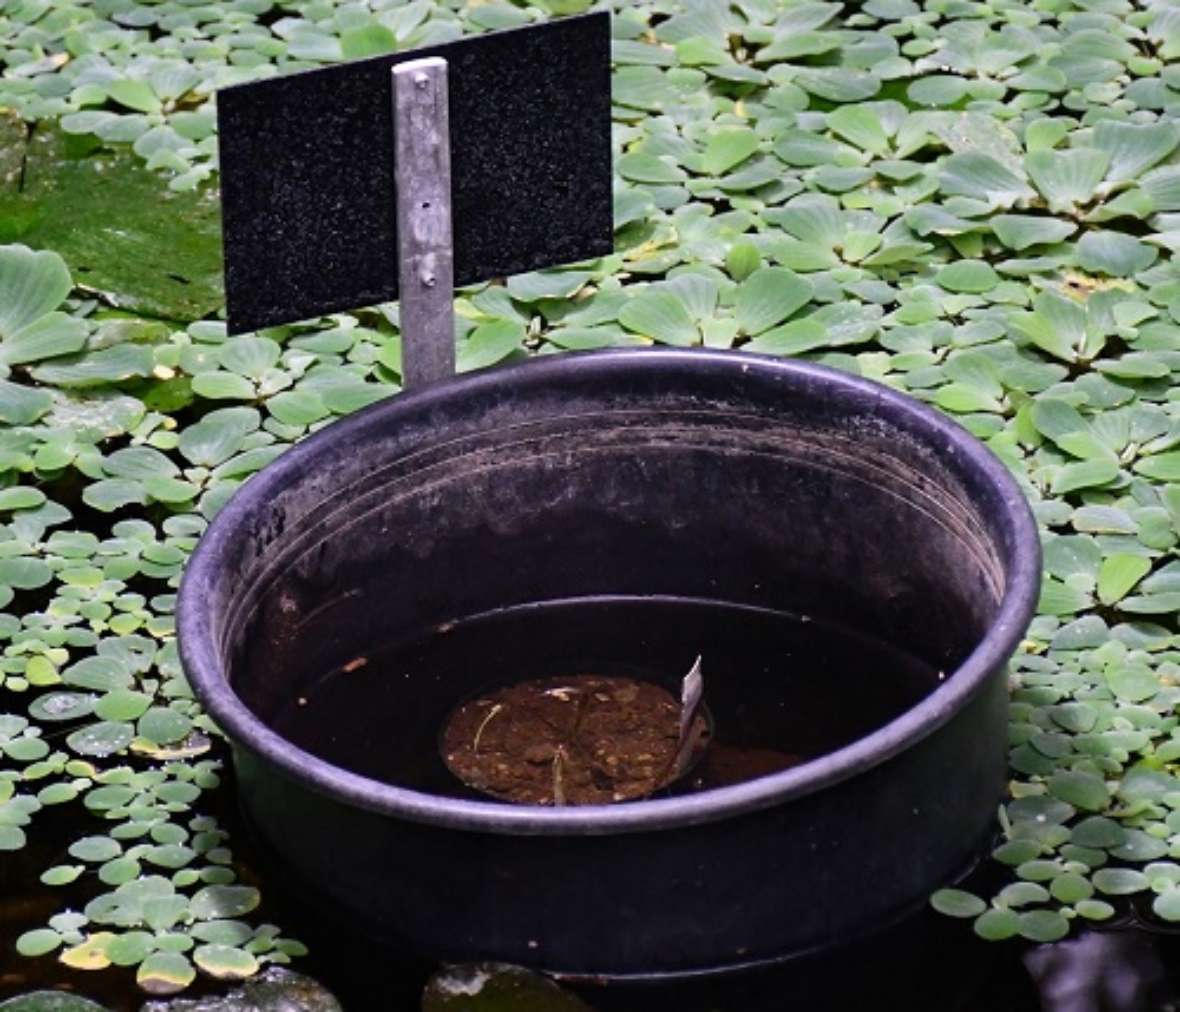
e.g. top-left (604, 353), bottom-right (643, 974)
top-left (441, 674), bottom-right (709, 805)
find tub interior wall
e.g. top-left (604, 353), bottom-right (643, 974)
top-left (219, 407), bottom-right (1008, 730)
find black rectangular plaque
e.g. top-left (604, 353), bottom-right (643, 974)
top-left (218, 12), bottom-right (613, 334)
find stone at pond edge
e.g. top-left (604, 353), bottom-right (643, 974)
top-left (0, 995), bottom-right (111, 1012)
top-left (422, 964), bottom-right (594, 1012)
top-left (138, 968), bottom-right (341, 1012)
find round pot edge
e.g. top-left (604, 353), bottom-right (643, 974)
top-left (177, 348), bottom-right (1041, 836)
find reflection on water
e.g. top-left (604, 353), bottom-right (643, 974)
top-left (1024, 931), bottom-right (1174, 1012)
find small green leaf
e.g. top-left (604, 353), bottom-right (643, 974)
top-left (192, 943), bottom-right (259, 979)
top-left (702, 127), bottom-right (759, 176)
top-left (40, 864), bottom-right (84, 886)
top-left (1025, 147), bottom-right (1109, 212)
top-left (991, 215), bottom-right (1076, 251)
top-left (190, 885), bottom-right (261, 920)
top-left (1048, 770), bottom-right (1108, 812)
top-left (973, 908), bottom-right (1020, 940)
top-left (725, 242), bottom-right (762, 282)
top-left (1049, 872), bottom-right (1093, 904)
top-left (1017, 909), bottom-right (1069, 943)
top-left (16, 928), bottom-right (61, 957)
top-left (937, 260), bottom-right (1000, 294)
top-left (66, 720), bottom-right (134, 757)
top-left (1076, 231), bottom-right (1157, 276)
top-left (1075, 899), bottom-right (1115, 921)
top-left (735, 268), bottom-right (812, 336)
top-left (1093, 868), bottom-right (1149, 895)
top-left (106, 80), bottom-right (162, 114)
top-left (1097, 554), bottom-right (1151, 605)
top-left (137, 951), bottom-right (196, 995)
top-left (618, 289), bottom-right (697, 346)
top-left (930, 888), bottom-right (986, 918)
top-left (0, 825), bottom-right (26, 850)
top-left (1152, 890), bottom-right (1180, 922)
top-left (456, 319), bottom-right (525, 370)
top-left (340, 23), bottom-right (397, 60)
top-left (0, 245), bottom-right (71, 338)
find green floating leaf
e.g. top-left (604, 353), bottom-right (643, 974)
top-left (190, 885), bottom-right (261, 921)
top-left (99, 856), bottom-right (141, 886)
top-left (178, 408), bottom-right (261, 468)
top-left (456, 319), bottom-right (525, 371)
top-left (192, 373), bottom-right (256, 401)
top-left (93, 689), bottom-right (152, 723)
top-left (1075, 231), bottom-right (1157, 276)
top-left (1025, 147), bottom-right (1109, 213)
top-left (1093, 867), bottom-right (1149, 895)
top-left (991, 215), bottom-right (1076, 251)
top-left (192, 943), bottom-right (259, 979)
top-left (137, 951), bottom-right (196, 995)
top-left (973, 908), bottom-right (1020, 940)
top-left (725, 242), bottom-right (762, 282)
top-left (0, 556), bottom-right (51, 590)
top-left (1051, 458), bottom-right (1119, 495)
top-left (1018, 909), bottom-right (1069, 943)
top-left (106, 80), bottom-right (161, 114)
top-left (0, 379), bottom-right (52, 426)
top-left (104, 930), bottom-right (155, 967)
top-left (1, 312), bottom-right (88, 367)
top-left (340, 23), bottom-right (397, 60)
top-left (826, 105), bottom-right (888, 156)
top-left (1071, 816), bottom-right (1125, 849)
top-left (1152, 890), bottom-right (1180, 923)
top-left (907, 76), bottom-right (969, 108)
top-left (0, 826), bottom-right (26, 851)
top-left (1097, 554), bottom-right (1151, 606)
top-left (66, 721), bottom-right (134, 757)
top-left (137, 707), bottom-right (193, 746)
top-left (1075, 900), bottom-right (1115, 921)
top-left (735, 268), bottom-right (812, 336)
top-left (1107, 665), bottom-right (1160, 703)
top-left (617, 152), bottom-right (685, 185)
top-left (939, 152), bottom-right (1033, 206)
top-left (929, 888), bottom-right (986, 918)
top-left (618, 289), bottom-right (697, 346)
top-left (0, 245), bottom-right (71, 339)
top-left (936, 260), bottom-right (999, 294)
top-left (41, 865), bottom-right (85, 886)
top-left (1093, 121), bottom-right (1180, 184)
top-left (69, 836), bottom-right (121, 863)
top-left (702, 127), bottom-right (759, 176)
top-left (1050, 872), bottom-right (1093, 904)
top-left (15, 928), bottom-right (61, 957)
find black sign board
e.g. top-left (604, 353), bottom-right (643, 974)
top-left (218, 12), bottom-right (612, 335)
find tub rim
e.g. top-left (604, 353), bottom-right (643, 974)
top-left (177, 348), bottom-right (1040, 836)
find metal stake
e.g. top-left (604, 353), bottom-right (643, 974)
top-left (392, 57), bottom-right (455, 388)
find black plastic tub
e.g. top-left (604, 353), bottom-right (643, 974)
top-left (176, 348), bottom-right (1040, 977)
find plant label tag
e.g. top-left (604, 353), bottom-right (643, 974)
top-left (217, 11), bottom-right (612, 334)
top-left (676, 655), bottom-right (704, 771)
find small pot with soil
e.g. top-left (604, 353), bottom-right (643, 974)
top-left (177, 348), bottom-right (1039, 977)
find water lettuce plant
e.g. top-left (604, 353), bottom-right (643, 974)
top-left (5, 0), bottom-right (1180, 1000)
